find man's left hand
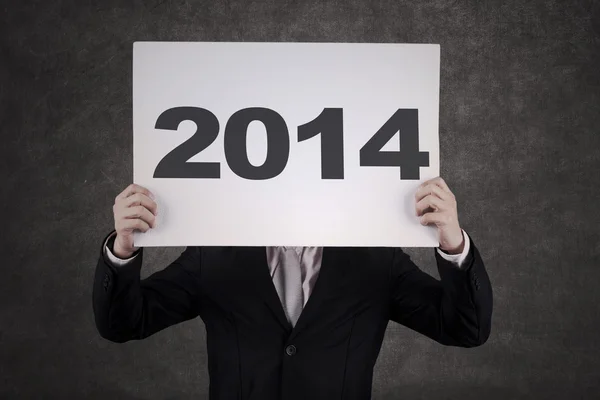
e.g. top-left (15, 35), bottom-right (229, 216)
top-left (415, 177), bottom-right (465, 254)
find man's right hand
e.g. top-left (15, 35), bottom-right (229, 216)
top-left (112, 183), bottom-right (158, 258)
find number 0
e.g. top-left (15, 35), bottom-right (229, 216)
top-left (224, 108), bottom-right (290, 180)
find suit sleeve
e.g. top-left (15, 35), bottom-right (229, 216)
top-left (388, 231), bottom-right (493, 347)
top-left (436, 229), bottom-right (471, 268)
top-left (92, 230), bottom-right (203, 343)
top-left (103, 231), bottom-right (140, 266)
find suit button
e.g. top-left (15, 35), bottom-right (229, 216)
top-left (285, 345), bottom-right (297, 356)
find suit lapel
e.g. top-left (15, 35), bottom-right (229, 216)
top-left (288, 247), bottom-right (338, 341)
top-left (235, 247), bottom-right (292, 332)
top-left (233, 247), bottom-right (346, 339)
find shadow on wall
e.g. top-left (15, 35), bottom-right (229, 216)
top-left (87, 388), bottom-right (148, 400)
top-left (375, 384), bottom-right (520, 400)
top-left (87, 383), bottom-right (199, 400)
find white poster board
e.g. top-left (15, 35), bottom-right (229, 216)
top-left (132, 42), bottom-right (440, 247)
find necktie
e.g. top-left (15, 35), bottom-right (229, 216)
top-left (273, 248), bottom-right (304, 327)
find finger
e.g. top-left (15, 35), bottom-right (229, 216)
top-left (416, 194), bottom-right (446, 216)
top-left (415, 183), bottom-right (451, 203)
top-left (431, 177), bottom-right (452, 194)
top-left (421, 211), bottom-right (455, 226)
top-left (121, 205), bottom-right (157, 228)
top-left (117, 217), bottom-right (151, 233)
top-left (417, 177), bottom-right (452, 197)
top-left (420, 211), bottom-right (446, 226)
top-left (417, 177), bottom-right (439, 190)
top-left (116, 184), bottom-right (154, 202)
top-left (123, 193), bottom-right (158, 216)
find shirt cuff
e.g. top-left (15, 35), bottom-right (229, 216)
top-left (104, 232), bottom-right (139, 266)
top-left (436, 229), bottom-right (471, 269)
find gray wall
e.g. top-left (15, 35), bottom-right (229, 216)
top-left (2, 0), bottom-right (599, 398)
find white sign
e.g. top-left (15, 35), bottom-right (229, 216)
top-left (132, 42), bottom-right (440, 247)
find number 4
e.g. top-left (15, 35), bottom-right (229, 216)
top-left (359, 109), bottom-right (429, 179)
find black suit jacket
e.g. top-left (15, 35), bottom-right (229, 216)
top-left (93, 229), bottom-right (493, 400)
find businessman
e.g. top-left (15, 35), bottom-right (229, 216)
top-left (93, 176), bottom-right (493, 400)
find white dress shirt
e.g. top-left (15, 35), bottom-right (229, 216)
top-left (103, 229), bottom-right (471, 306)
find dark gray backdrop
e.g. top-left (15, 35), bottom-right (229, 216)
top-left (2, 0), bottom-right (599, 398)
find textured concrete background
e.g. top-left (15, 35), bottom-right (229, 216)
top-left (1, 0), bottom-right (600, 398)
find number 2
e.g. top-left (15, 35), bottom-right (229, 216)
top-left (153, 107), bottom-right (220, 179)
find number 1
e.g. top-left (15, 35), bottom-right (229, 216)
top-left (297, 108), bottom-right (344, 179)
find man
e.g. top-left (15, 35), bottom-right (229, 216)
top-left (93, 176), bottom-right (493, 400)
